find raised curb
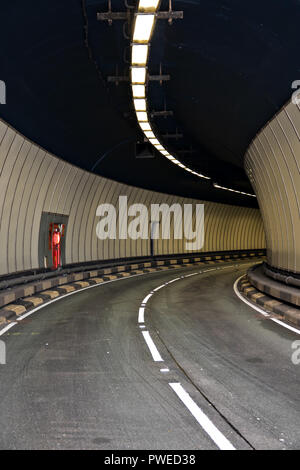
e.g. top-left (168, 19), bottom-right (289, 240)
top-left (238, 275), bottom-right (300, 327)
top-left (0, 253), bottom-right (263, 330)
top-left (247, 264), bottom-right (300, 307)
top-left (0, 251), bottom-right (264, 310)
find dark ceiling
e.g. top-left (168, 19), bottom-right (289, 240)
top-left (1, 0), bottom-right (299, 208)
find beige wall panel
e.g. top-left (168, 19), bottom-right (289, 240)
top-left (245, 100), bottom-right (300, 273)
top-left (14, 145), bottom-right (40, 273)
top-left (0, 121), bottom-right (8, 145)
top-left (31, 155), bottom-right (60, 269)
top-left (0, 119), bottom-right (265, 275)
top-left (5, 140), bottom-right (32, 273)
top-left (23, 151), bottom-right (48, 270)
top-left (44, 160), bottom-right (67, 214)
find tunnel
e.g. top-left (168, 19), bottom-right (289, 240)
top-left (0, 0), bottom-right (299, 453)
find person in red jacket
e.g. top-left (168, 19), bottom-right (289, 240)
top-left (52, 228), bottom-right (61, 269)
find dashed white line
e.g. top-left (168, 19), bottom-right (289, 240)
top-left (142, 331), bottom-right (164, 362)
top-left (138, 307), bottom-right (145, 324)
top-left (166, 277), bottom-right (181, 284)
top-left (169, 383), bottom-right (236, 451)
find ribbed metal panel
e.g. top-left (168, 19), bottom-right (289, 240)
top-left (245, 100), bottom-right (300, 274)
top-left (0, 119), bottom-right (265, 275)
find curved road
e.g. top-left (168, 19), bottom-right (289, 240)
top-left (0, 261), bottom-right (299, 450)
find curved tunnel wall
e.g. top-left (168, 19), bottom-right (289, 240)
top-left (245, 99), bottom-right (300, 275)
top-left (0, 118), bottom-right (265, 276)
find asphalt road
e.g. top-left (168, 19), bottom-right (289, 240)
top-left (0, 261), bottom-right (299, 450)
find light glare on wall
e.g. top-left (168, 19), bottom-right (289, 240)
top-left (133, 14), bottom-right (155, 42)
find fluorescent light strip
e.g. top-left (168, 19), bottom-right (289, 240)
top-left (139, 122), bottom-right (152, 131)
top-left (133, 14), bottom-right (155, 43)
top-left (145, 131), bottom-right (155, 138)
top-left (149, 138), bottom-right (160, 145)
top-left (131, 67), bottom-right (147, 84)
top-left (132, 84), bottom-right (146, 98)
top-left (138, 0), bottom-right (160, 11)
top-left (132, 44), bottom-right (149, 65)
top-left (134, 99), bottom-right (147, 111)
top-left (131, 3), bottom-right (211, 182)
top-left (136, 111), bottom-right (148, 121)
top-left (213, 183), bottom-right (256, 198)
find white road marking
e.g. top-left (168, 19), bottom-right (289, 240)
top-left (169, 383), bottom-right (236, 451)
top-left (153, 284), bottom-right (165, 292)
top-left (138, 307), bottom-right (145, 323)
top-left (0, 266), bottom-right (205, 335)
top-left (233, 276), bottom-right (300, 335)
top-left (142, 331), bottom-right (164, 362)
top-left (15, 272), bottom-right (154, 323)
top-left (0, 322), bottom-right (18, 336)
top-left (166, 277), bottom-right (181, 284)
top-left (142, 293), bottom-right (153, 304)
top-left (269, 318), bottom-right (300, 335)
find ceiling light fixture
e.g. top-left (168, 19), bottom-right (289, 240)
top-left (131, 44), bottom-right (149, 65)
top-left (134, 98), bottom-right (147, 111)
top-left (213, 183), bottom-right (256, 197)
top-left (132, 84), bottom-right (146, 98)
top-left (136, 111), bottom-right (148, 121)
top-left (129, 2), bottom-right (217, 186)
top-left (139, 122), bottom-right (152, 131)
top-left (131, 67), bottom-right (147, 84)
top-left (133, 14), bottom-right (155, 43)
top-left (138, 0), bottom-right (160, 12)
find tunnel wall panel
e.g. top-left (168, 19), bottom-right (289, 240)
top-left (0, 119), bottom-right (265, 276)
top-left (245, 100), bottom-right (300, 274)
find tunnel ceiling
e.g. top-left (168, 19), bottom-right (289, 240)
top-left (1, 0), bottom-right (299, 208)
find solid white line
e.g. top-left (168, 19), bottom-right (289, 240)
top-left (233, 276), bottom-right (270, 318)
top-left (142, 331), bottom-right (164, 362)
top-left (233, 276), bottom-right (300, 335)
top-left (0, 322), bottom-right (18, 336)
top-left (169, 383), bottom-right (235, 451)
top-left (270, 318), bottom-right (300, 335)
